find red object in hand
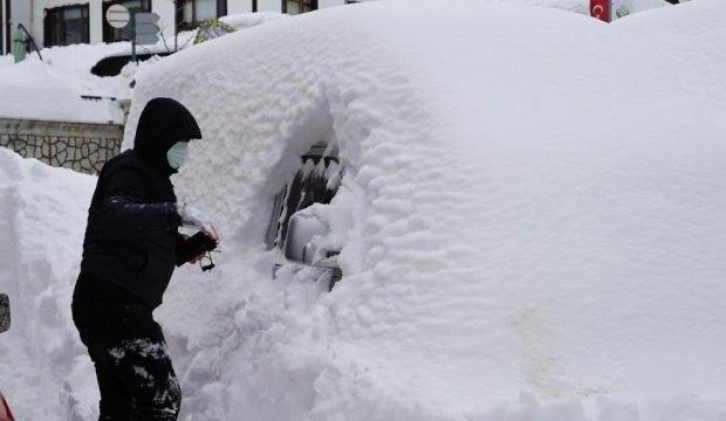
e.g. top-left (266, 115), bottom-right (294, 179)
top-left (590, 0), bottom-right (610, 22)
top-left (0, 392), bottom-right (14, 421)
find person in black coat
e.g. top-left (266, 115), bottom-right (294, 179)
top-left (72, 97), bottom-right (219, 421)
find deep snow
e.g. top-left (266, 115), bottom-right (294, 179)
top-left (1, 0), bottom-right (725, 420)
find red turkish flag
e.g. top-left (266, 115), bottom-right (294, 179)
top-left (590, 0), bottom-right (610, 22)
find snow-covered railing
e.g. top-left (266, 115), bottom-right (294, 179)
top-left (0, 118), bottom-right (123, 175)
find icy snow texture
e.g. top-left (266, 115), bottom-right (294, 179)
top-left (2, 0), bottom-right (726, 419)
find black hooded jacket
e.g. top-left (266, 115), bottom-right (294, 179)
top-left (78, 98), bottom-right (202, 309)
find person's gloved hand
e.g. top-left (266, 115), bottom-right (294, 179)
top-left (176, 202), bottom-right (221, 243)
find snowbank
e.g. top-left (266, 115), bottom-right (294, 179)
top-left (2, 0), bottom-right (726, 419)
top-left (0, 148), bottom-right (97, 419)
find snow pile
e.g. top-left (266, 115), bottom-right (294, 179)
top-left (2, 0), bottom-right (726, 419)
top-left (0, 148), bottom-right (97, 419)
top-left (0, 43), bottom-right (133, 124)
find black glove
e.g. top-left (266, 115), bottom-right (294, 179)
top-left (176, 231), bottom-right (219, 267)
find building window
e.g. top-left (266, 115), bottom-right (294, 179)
top-left (44, 4), bottom-right (90, 47)
top-left (283, 0), bottom-right (318, 15)
top-left (177, 0), bottom-right (227, 31)
top-left (103, 0), bottom-right (151, 43)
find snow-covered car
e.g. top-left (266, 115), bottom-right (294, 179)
top-left (117, 0), bottom-right (726, 419)
top-left (0, 294), bottom-right (15, 421)
top-left (91, 49), bottom-right (174, 77)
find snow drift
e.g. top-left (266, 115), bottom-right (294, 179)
top-left (0, 148), bottom-right (96, 419)
top-left (2, 0), bottom-right (725, 420)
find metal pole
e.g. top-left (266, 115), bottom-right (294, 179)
top-left (131, 9), bottom-right (137, 64)
top-left (174, 1), bottom-right (178, 52)
top-left (609, 0), bottom-right (613, 22)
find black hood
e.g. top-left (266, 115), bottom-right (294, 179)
top-left (133, 97), bottom-right (202, 175)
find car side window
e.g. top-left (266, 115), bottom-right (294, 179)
top-left (265, 144), bottom-right (342, 252)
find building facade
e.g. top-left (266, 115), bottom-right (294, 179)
top-left (2, 0), bottom-right (357, 51)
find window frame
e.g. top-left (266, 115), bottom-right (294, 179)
top-left (43, 3), bottom-right (90, 47)
top-left (265, 144), bottom-right (341, 251)
top-left (102, 0), bottom-right (152, 43)
top-left (282, 0), bottom-right (318, 15)
top-left (176, 0), bottom-right (227, 31)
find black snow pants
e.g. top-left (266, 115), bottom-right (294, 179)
top-left (72, 273), bottom-right (181, 421)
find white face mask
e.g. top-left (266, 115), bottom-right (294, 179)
top-left (166, 141), bottom-right (189, 170)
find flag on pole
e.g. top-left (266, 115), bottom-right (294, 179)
top-left (590, 0), bottom-right (611, 22)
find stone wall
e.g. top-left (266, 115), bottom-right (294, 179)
top-left (0, 118), bottom-right (124, 175)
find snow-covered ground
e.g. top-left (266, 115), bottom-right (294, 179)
top-left (1, 0), bottom-right (725, 420)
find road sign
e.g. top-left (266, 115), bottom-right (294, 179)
top-left (106, 4), bottom-right (130, 29)
top-left (134, 12), bottom-right (160, 44)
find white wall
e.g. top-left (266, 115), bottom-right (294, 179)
top-left (28, 0), bottom-right (355, 48)
top-left (255, 0), bottom-right (280, 13)
top-left (12, 0), bottom-right (32, 33)
top-left (228, 0), bottom-right (253, 14)
top-left (151, 0), bottom-right (176, 41)
top-left (319, 0), bottom-right (346, 9)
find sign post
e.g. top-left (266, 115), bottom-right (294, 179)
top-left (590, 0), bottom-right (611, 22)
top-left (131, 9), bottom-right (137, 64)
top-left (107, 6), bottom-right (159, 64)
top-left (134, 13), bottom-right (160, 45)
top-left (117, 11), bottom-right (160, 64)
